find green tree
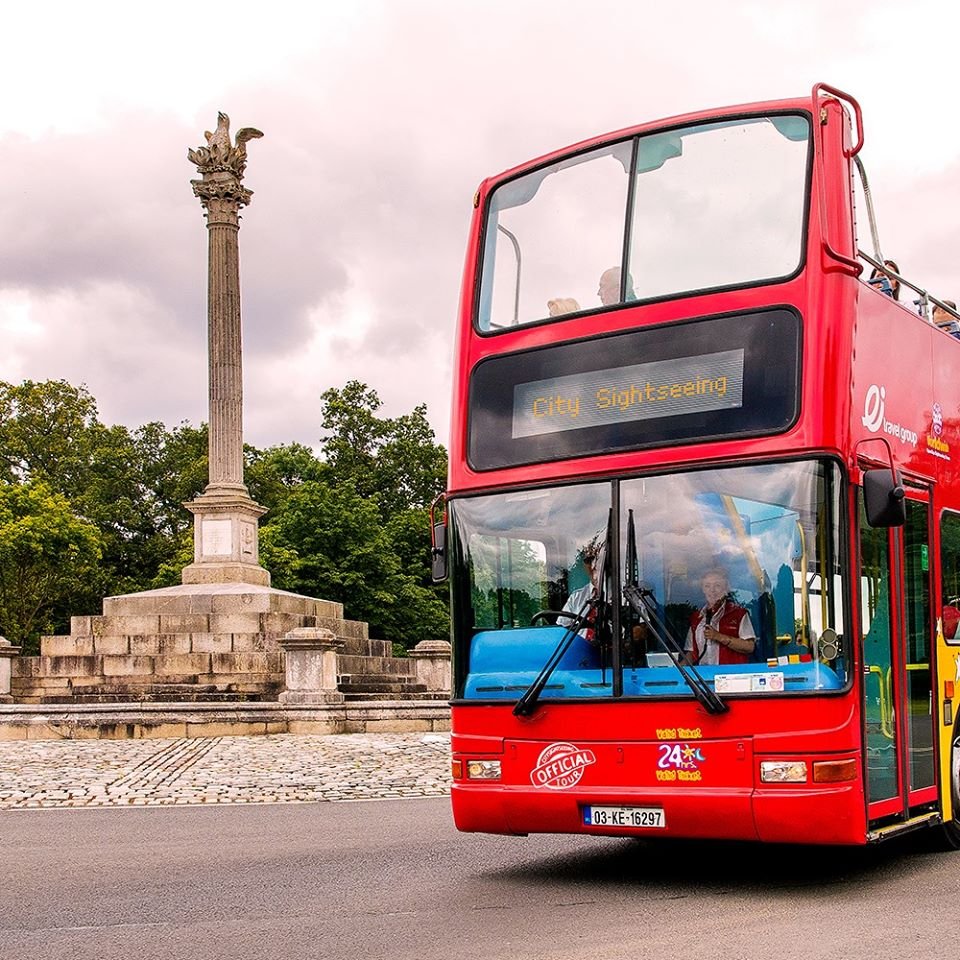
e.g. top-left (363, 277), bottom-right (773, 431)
top-left (319, 381), bottom-right (447, 518)
top-left (0, 379), bottom-right (209, 602)
top-left (263, 480), bottom-right (405, 634)
top-left (246, 442), bottom-right (327, 514)
top-left (262, 480), bottom-right (447, 647)
top-left (0, 377), bottom-right (451, 650)
top-left (82, 420), bottom-right (207, 593)
top-left (0, 482), bottom-right (102, 653)
top-left (0, 379), bottom-right (100, 493)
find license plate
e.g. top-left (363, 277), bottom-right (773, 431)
top-left (583, 805), bottom-right (666, 828)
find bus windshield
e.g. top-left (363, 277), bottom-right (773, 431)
top-left (450, 459), bottom-right (847, 701)
top-left (477, 113), bottom-right (811, 331)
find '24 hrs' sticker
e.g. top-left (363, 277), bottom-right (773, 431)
top-left (656, 743), bottom-right (705, 783)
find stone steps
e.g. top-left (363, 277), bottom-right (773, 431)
top-left (36, 691), bottom-right (266, 704)
top-left (341, 690), bottom-right (449, 702)
top-left (335, 654), bottom-right (417, 677)
top-left (337, 637), bottom-right (391, 658)
top-left (337, 675), bottom-right (429, 696)
top-left (11, 582), bottom-right (449, 704)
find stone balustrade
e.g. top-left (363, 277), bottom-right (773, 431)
top-left (278, 627), bottom-right (346, 704)
top-left (408, 640), bottom-right (452, 695)
top-left (0, 637), bottom-right (21, 703)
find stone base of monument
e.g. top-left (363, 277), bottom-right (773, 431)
top-left (11, 583), bottom-right (439, 705)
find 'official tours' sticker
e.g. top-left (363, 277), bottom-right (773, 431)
top-left (530, 742), bottom-right (597, 789)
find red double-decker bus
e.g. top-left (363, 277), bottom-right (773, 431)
top-left (434, 84), bottom-right (960, 845)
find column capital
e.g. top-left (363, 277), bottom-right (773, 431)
top-left (187, 111), bottom-right (262, 223)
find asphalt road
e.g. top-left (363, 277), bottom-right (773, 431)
top-left (3, 798), bottom-right (957, 960)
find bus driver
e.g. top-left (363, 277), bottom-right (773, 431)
top-left (558, 537), bottom-right (604, 642)
top-left (685, 567), bottom-right (756, 665)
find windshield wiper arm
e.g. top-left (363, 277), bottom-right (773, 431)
top-left (516, 511), bottom-right (614, 717)
top-left (513, 600), bottom-right (595, 717)
top-left (623, 583), bottom-right (728, 715)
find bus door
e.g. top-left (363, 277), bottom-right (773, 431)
top-left (859, 486), bottom-right (938, 822)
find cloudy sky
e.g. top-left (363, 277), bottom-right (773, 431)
top-left (2, 0), bottom-right (958, 450)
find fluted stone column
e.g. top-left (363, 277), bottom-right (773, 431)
top-left (182, 113), bottom-right (270, 587)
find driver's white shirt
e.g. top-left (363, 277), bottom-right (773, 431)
top-left (558, 584), bottom-right (595, 639)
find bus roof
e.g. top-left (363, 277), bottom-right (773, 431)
top-left (482, 92), bottom-right (828, 191)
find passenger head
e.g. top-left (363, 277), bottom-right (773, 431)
top-left (869, 259), bottom-right (901, 301)
top-left (933, 299), bottom-right (958, 329)
top-left (597, 267), bottom-right (637, 306)
top-left (700, 567), bottom-right (730, 609)
top-left (580, 536), bottom-right (604, 582)
top-left (598, 267), bottom-right (621, 305)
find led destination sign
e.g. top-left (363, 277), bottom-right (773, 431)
top-left (468, 308), bottom-right (800, 471)
top-left (512, 350), bottom-right (744, 439)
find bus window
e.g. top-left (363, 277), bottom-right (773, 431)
top-left (451, 482), bottom-right (615, 700)
top-left (627, 116), bottom-right (809, 301)
top-left (476, 114), bottom-right (810, 333)
top-left (619, 459), bottom-right (845, 682)
top-left (479, 142), bottom-right (630, 330)
top-left (449, 460), bottom-right (847, 702)
top-left (940, 512), bottom-right (960, 642)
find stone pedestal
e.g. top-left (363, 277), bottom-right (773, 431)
top-left (278, 627), bottom-right (346, 704)
top-left (0, 637), bottom-right (22, 703)
top-left (408, 640), bottom-right (452, 695)
top-left (182, 491), bottom-right (269, 586)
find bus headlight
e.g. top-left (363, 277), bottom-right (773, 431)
top-left (760, 760), bottom-right (808, 783)
top-left (467, 760), bottom-right (502, 780)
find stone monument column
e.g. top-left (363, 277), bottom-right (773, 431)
top-left (182, 112), bottom-right (270, 587)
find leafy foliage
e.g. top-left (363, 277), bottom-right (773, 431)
top-left (319, 381), bottom-right (447, 518)
top-left (0, 482), bottom-right (102, 653)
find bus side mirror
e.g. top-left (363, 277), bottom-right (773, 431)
top-left (431, 522), bottom-right (448, 583)
top-left (864, 468), bottom-right (905, 527)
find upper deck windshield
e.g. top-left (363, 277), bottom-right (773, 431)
top-left (449, 459), bottom-right (847, 702)
top-left (477, 113), bottom-right (811, 331)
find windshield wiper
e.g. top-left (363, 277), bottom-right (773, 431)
top-left (623, 507), bottom-right (726, 714)
top-left (513, 599), bottom-right (597, 718)
top-left (623, 583), bottom-right (728, 715)
top-left (515, 511), bottom-right (613, 717)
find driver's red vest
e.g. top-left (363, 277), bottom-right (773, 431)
top-left (690, 603), bottom-right (752, 665)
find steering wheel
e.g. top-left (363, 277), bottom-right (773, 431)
top-left (530, 610), bottom-right (563, 625)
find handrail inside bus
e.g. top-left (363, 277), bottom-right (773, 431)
top-left (496, 224), bottom-right (521, 326)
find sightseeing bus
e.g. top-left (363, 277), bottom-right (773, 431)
top-left (433, 83), bottom-right (960, 845)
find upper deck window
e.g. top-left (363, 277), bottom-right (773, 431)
top-left (477, 113), bottom-right (811, 332)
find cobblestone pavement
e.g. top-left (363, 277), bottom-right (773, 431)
top-left (0, 733), bottom-right (452, 808)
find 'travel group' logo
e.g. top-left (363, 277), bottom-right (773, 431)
top-left (862, 384), bottom-right (886, 433)
top-left (861, 384), bottom-right (918, 447)
top-left (530, 742), bottom-right (597, 790)
top-left (933, 402), bottom-right (944, 437)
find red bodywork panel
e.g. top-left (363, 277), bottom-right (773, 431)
top-left (451, 697), bottom-right (865, 845)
